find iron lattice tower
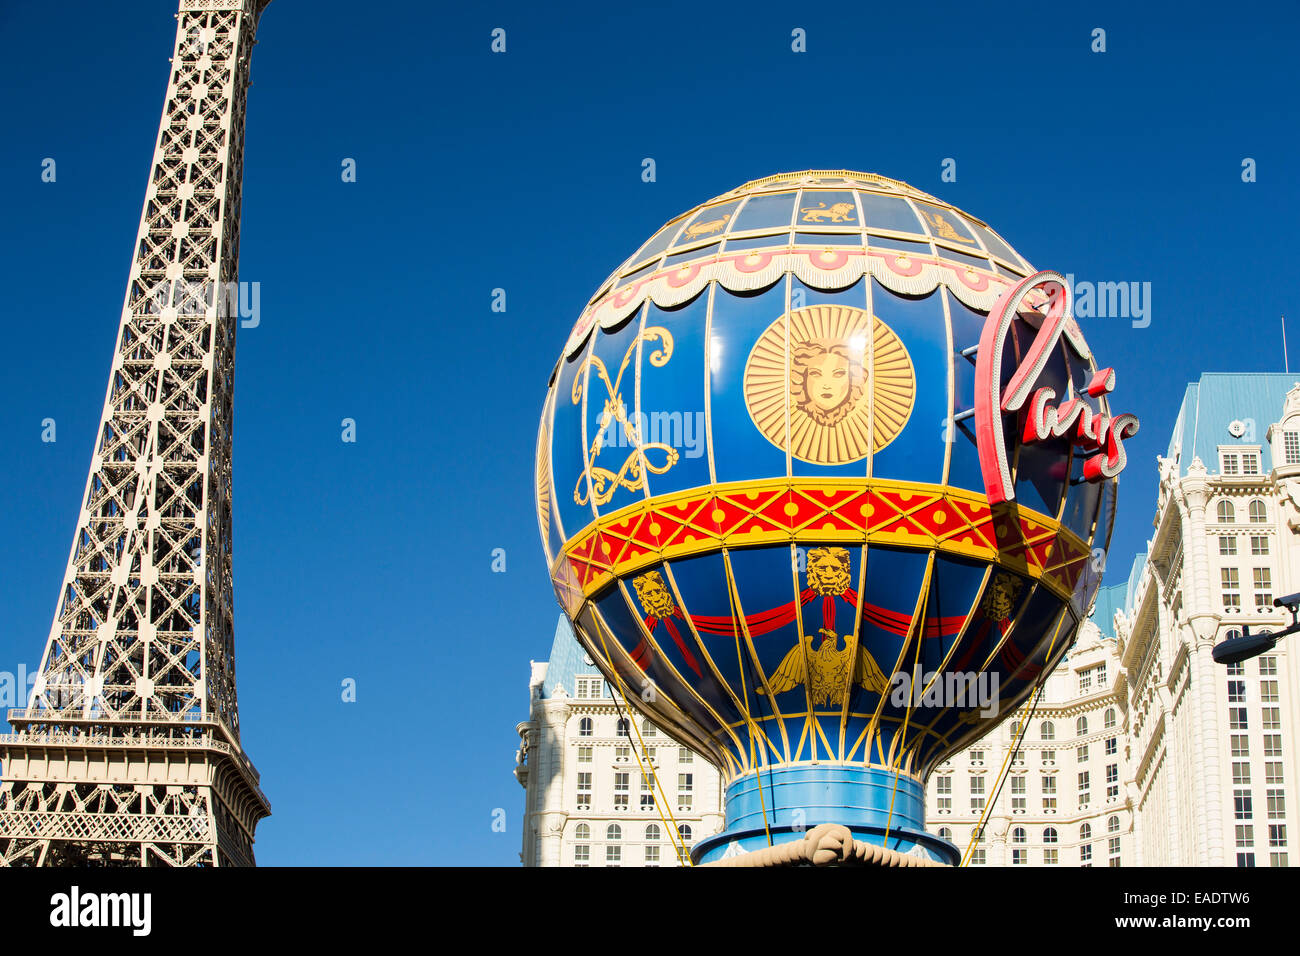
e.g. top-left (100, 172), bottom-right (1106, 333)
top-left (0, 0), bottom-right (272, 867)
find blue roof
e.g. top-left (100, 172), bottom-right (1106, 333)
top-left (1090, 583), bottom-right (1128, 639)
top-left (540, 614), bottom-right (609, 699)
top-left (1167, 373), bottom-right (1300, 475)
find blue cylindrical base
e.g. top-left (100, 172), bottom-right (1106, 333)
top-left (692, 765), bottom-right (958, 866)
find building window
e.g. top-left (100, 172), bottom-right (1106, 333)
top-left (1222, 454), bottom-right (1240, 476)
top-left (1044, 827), bottom-right (1058, 844)
top-left (607, 824), bottom-right (622, 841)
top-left (1235, 789), bottom-right (1254, 820)
top-left (1261, 680), bottom-right (1279, 703)
top-left (1078, 771), bottom-right (1091, 805)
top-left (574, 844), bottom-right (590, 865)
top-left (644, 845), bottom-right (660, 865)
top-left (579, 717), bottom-right (593, 737)
top-left (1078, 669), bottom-right (1092, 694)
top-left (1268, 789), bottom-right (1286, 819)
top-left (1263, 707), bottom-right (1281, 730)
top-left (1266, 762), bottom-right (1285, 786)
top-left (616, 718), bottom-right (629, 737)
top-left (1080, 843), bottom-right (1092, 865)
top-left (1043, 848), bottom-right (1058, 865)
top-left (937, 775), bottom-right (952, 812)
top-left (1104, 708), bottom-right (1117, 730)
top-left (642, 720), bottom-right (656, 737)
top-left (577, 772), bottom-right (592, 810)
top-left (615, 745), bottom-right (630, 762)
top-left (1220, 535), bottom-right (1238, 555)
top-left (1218, 500), bottom-right (1236, 522)
top-left (970, 848), bottom-right (986, 865)
top-left (1260, 655), bottom-right (1278, 676)
top-left (605, 845), bottom-right (621, 866)
top-left (1076, 716), bottom-right (1088, 737)
top-left (644, 747), bottom-right (656, 763)
top-left (1096, 666), bottom-right (1108, 688)
top-left (679, 748), bottom-right (693, 763)
top-left (1251, 535), bottom-right (1270, 555)
top-left (1232, 734), bottom-right (1251, 757)
top-left (1271, 853), bottom-right (1289, 867)
top-left (1222, 567), bottom-right (1241, 608)
top-left (578, 746), bottom-right (593, 763)
top-left (970, 776), bottom-right (986, 812)
top-left (1264, 735), bottom-right (1282, 758)
top-left (1108, 815), bottom-right (1120, 834)
top-left (677, 773), bottom-right (694, 812)
top-left (1243, 454), bottom-right (1261, 476)
top-left (1250, 499), bottom-right (1267, 522)
top-left (1233, 761), bottom-right (1252, 785)
top-left (1012, 827), bottom-right (1026, 844)
top-left (1236, 824), bottom-right (1254, 848)
top-left (614, 771), bottom-right (629, 809)
top-left (1238, 853), bottom-right (1256, 867)
top-left (677, 824), bottom-right (693, 864)
top-left (1108, 837), bottom-right (1122, 861)
top-left (1254, 567), bottom-right (1273, 606)
top-left (1286, 431), bottom-right (1300, 464)
top-left (1011, 775), bottom-right (1026, 812)
top-left (1106, 763), bottom-right (1119, 800)
top-left (969, 750), bottom-right (984, 765)
top-left (1270, 824), bottom-right (1288, 847)
top-left (1041, 749), bottom-right (1055, 765)
top-left (1081, 823), bottom-right (1093, 841)
top-left (1228, 680), bottom-right (1246, 703)
top-left (640, 774), bottom-right (655, 810)
top-left (1105, 737), bottom-right (1118, 757)
top-left (1041, 721), bottom-right (1055, 741)
top-left (1042, 776), bottom-right (1057, 811)
top-left (1229, 707), bottom-right (1248, 730)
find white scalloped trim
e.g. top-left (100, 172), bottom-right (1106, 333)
top-left (563, 247), bottom-right (1029, 358)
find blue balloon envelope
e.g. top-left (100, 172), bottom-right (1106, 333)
top-left (535, 171), bottom-right (1135, 864)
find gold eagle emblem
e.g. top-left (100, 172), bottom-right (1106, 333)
top-left (760, 627), bottom-right (888, 708)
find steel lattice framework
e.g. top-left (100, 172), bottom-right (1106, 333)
top-left (0, 0), bottom-right (272, 867)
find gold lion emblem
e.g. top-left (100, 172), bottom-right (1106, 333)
top-left (799, 201), bottom-right (856, 224)
top-left (806, 547), bottom-right (852, 596)
top-left (981, 572), bottom-right (1023, 622)
top-left (633, 570), bottom-right (677, 619)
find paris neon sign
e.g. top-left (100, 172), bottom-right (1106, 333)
top-left (973, 270), bottom-right (1140, 506)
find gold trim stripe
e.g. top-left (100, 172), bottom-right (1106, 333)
top-left (552, 477), bottom-right (1091, 606)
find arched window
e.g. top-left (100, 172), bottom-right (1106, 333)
top-left (575, 823), bottom-right (590, 840)
top-left (937, 827), bottom-right (953, 841)
top-left (1076, 716), bottom-right (1089, 737)
top-left (1044, 827), bottom-right (1058, 844)
top-left (606, 824), bottom-right (622, 841)
top-left (616, 718), bottom-right (630, 737)
top-left (1040, 721), bottom-right (1055, 741)
top-left (579, 717), bottom-right (593, 737)
top-left (678, 824), bottom-right (693, 843)
top-left (1250, 499), bottom-right (1267, 522)
top-left (1010, 720), bottom-right (1021, 738)
top-left (1080, 823), bottom-right (1092, 841)
top-left (1012, 827), bottom-right (1026, 844)
top-left (1218, 500), bottom-right (1235, 523)
top-left (642, 719), bottom-right (657, 737)
top-left (1104, 708), bottom-right (1116, 730)
top-left (645, 824), bottom-right (660, 841)
top-left (1108, 816), bottom-right (1120, 834)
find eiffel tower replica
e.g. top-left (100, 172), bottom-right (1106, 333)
top-left (0, 0), bottom-right (273, 867)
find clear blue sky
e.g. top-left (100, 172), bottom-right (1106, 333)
top-left (0, 0), bottom-right (1295, 865)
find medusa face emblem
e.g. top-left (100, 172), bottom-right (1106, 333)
top-left (743, 305), bottom-right (915, 465)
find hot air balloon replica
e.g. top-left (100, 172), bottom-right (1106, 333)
top-left (534, 171), bottom-right (1138, 865)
